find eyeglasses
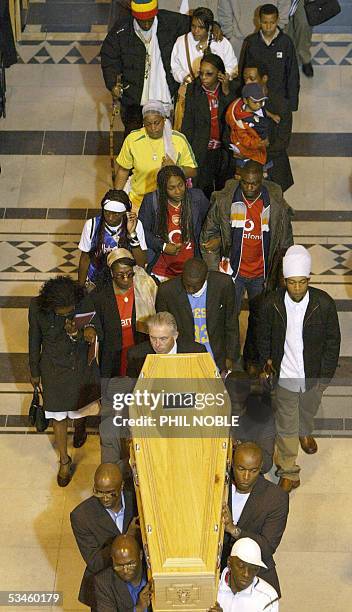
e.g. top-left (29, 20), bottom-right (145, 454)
top-left (93, 486), bottom-right (119, 498)
top-left (114, 561), bottom-right (138, 571)
top-left (112, 272), bottom-right (135, 280)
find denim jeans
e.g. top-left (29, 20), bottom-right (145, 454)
top-left (234, 274), bottom-right (265, 313)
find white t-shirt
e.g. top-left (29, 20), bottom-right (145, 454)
top-left (171, 33), bottom-right (238, 84)
top-left (78, 217), bottom-right (147, 254)
top-left (279, 291), bottom-right (309, 393)
top-left (218, 569), bottom-right (279, 612)
top-left (231, 484), bottom-right (250, 524)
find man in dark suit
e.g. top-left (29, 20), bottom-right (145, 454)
top-left (95, 535), bottom-right (151, 612)
top-left (70, 463), bottom-right (137, 609)
top-left (126, 310), bottom-right (207, 378)
top-left (221, 441), bottom-right (289, 597)
top-left (155, 258), bottom-right (240, 373)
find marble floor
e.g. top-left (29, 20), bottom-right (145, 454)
top-left (0, 31), bottom-right (351, 612)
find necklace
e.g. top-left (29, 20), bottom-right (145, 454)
top-left (242, 191), bottom-right (262, 209)
top-left (147, 136), bottom-right (160, 162)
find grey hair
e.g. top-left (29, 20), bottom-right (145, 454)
top-left (147, 311), bottom-right (178, 334)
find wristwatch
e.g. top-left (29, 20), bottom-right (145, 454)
top-left (232, 525), bottom-right (241, 539)
top-left (128, 231), bottom-right (137, 239)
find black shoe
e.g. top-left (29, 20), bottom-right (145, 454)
top-left (302, 63), bottom-right (314, 78)
top-left (73, 418), bottom-right (88, 448)
top-left (57, 456), bottom-right (72, 487)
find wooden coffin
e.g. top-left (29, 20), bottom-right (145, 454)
top-left (129, 353), bottom-right (232, 611)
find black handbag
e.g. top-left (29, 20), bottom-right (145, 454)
top-left (304, 0), bottom-right (341, 26)
top-left (29, 385), bottom-right (49, 432)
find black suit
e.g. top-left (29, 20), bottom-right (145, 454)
top-left (70, 491), bottom-right (136, 607)
top-left (95, 567), bottom-right (147, 612)
top-left (92, 282), bottom-right (146, 379)
top-left (127, 338), bottom-right (206, 378)
top-left (222, 475), bottom-right (289, 597)
top-left (155, 272), bottom-right (239, 371)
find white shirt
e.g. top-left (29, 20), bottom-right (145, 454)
top-left (171, 33), bottom-right (238, 84)
top-left (105, 491), bottom-right (125, 533)
top-left (231, 484), bottom-right (250, 524)
top-left (218, 569), bottom-right (279, 612)
top-left (78, 218), bottom-right (147, 253)
top-left (279, 291), bottom-right (309, 393)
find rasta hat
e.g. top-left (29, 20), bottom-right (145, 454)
top-left (131, 0), bottom-right (158, 20)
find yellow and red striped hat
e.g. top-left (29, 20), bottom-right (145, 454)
top-left (131, 0), bottom-right (158, 20)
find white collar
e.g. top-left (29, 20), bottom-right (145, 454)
top-left (167, 340), bottom-right (177, 355)
top-left (285, 290), bottom-right (309, 310)
top-left (260, 28), bottom-right (280, 46)
top-left (189, 280), bottom-right (208, 298)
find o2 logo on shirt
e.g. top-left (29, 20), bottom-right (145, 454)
top-left (169, 229), bottom-right (192, 249)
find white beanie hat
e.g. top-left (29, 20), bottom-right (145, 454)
top-left (283, 245), bottom-right (311, 279)
top-left (231, 538), bottom-right (267, 569)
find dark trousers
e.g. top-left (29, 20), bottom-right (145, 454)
top-left (120, 103), bottom-right (143, 138)
top-left (197, 148), bottom-right (232, 200)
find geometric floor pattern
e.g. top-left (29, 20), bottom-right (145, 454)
top-left (0, 239), bottom-right (351, 275)
top-left (15, 40), bottom-right (352, 65)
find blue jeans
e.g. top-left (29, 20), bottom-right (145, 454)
top-left (234, 274), bottom-right (265, 313)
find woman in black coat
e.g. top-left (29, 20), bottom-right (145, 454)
top-left (91, 248), bottom-right (157, 380)
top-left (181, 53), bottom-right (238, 199)
top-left (28, 277), bottom-right (101, 487)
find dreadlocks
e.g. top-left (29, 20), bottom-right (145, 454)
top-left (156, 166), bottom-right (193, 243)
top-left (38, 276), bottom-right (84, 312)
top-left (92, 189), bottom-right (131, 265)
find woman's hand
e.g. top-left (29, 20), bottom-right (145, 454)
top-left (218, 72), bottom-right (230, 95)
top-left (30, 376), bottom-right (40, 388)
top-left (161, 155), bottom-right (175, 167)
top-left (64, 319), bottom-right (78, 336)
top-left (83, 326), bottom-right (97, 344)
top-left (126, 211), bottom-right (138, 234)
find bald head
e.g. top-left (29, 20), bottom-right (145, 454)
top-left (234, 441), bottom-right (263, 465)
top-left (94, 463), bottom-right (123, 489)
top-left (112, 534), bottom-right (140, 558)
top-left (233, 442), bottom-right (263, 493)
top-left (182, 258), bottom-right (208, 294)
top-left (112, 535), bottom-right (143, 583)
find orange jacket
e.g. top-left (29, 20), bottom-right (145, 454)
top-left (226, 98), bottom-right (267, 165)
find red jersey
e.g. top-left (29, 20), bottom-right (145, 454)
top-left (238, 197), bottom-right (264, 278)
top-left (152, 202), bottom-right (194, 278)
top-left (115, 285), bottom-right (135, 376)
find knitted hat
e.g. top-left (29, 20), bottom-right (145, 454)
top-left (131, 0), bottom-right (158, 20)
top-left (283, 245), bottom-right (311, 279)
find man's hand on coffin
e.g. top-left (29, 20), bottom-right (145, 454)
top-left (136, 581), bottom-right (152, 612)
top-left (207, 602), bottom-right (223, 612)
top-left (222, 502), bottom-right (236, 536)
top-left (126, 515), bottom-right (140, 538)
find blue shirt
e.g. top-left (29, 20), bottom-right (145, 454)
top-left (127, 574), bottom-right (147, 612)
top-left (105, 491), bottom-right (125, 533)
top-left (187, 283), bottom-right (213, 358)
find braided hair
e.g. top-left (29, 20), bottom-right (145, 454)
top-left (91, 189), bottom-right (132, 266)
top-left (192, 7), bottom-right (214, 55)
top-left (156, 166), bottom-right (193, 243)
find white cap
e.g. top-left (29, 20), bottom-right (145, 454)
top-left (283, 245), bottom-right (311, 279)
top-left (231, 538), bottom-right (267, 569)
